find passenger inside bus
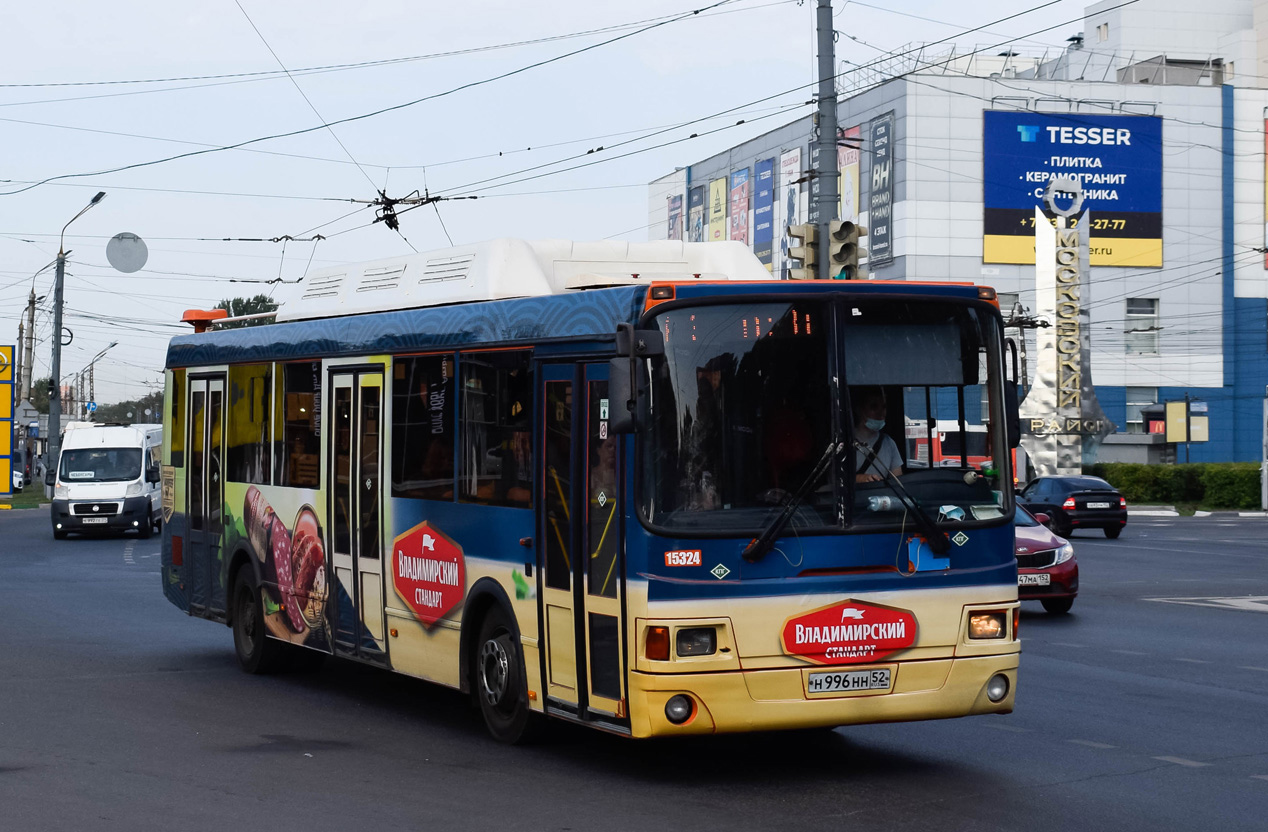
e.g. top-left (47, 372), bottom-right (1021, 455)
top-left (851, 386), bottom-right (903, 483)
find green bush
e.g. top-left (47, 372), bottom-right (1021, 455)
top-left (1085, 462), bottom-right (1262, 510)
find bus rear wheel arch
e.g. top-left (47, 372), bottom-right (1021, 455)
top-left (231, 571), bottom-right (287, 674)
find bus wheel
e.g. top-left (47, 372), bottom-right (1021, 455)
top-left (474, 607), bottom-right (538, 744)
top-left (232, 572), bottom-right (286, 674)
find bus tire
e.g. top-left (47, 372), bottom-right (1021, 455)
top-left (473, 606), bottom-right (538, 744)
top-left (232, 571), bottom-right (286, 674)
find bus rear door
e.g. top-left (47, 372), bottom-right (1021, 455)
top-left (328, 367), bottom-right (388, 664)
top-left (187, 375), bottom-right (226, 618)
top-left (539, 362), bottom-right (627, 726)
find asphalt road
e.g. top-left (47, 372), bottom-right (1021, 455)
top-left (1, 507), bottom-right (1265, 831)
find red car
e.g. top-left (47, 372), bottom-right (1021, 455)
top-left (1013, 505), bottom-right (1078, 614)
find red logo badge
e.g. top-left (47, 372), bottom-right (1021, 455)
top-left (780, 600), bottom-right (917, 665)
top-left (393, 522), bottom-right (466, 628)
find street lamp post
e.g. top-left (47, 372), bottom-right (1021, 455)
top-left (46, 191), bottom-right (106, 492)
top-left (86, 341), bottom-right (118, 421)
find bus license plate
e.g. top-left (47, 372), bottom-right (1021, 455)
top-left (807, 668), bottom-right (891, 694)
top-left (1018, 574), bottom-right (1050, 586)
top-left (1086, 502), bottom-right (1112, 509)
top-left (81, 517), bottom-right (109, 525)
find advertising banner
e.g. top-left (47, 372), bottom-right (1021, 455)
top-left (667, 193), bottom-right (683, 241)
top-left (729, 168), bottom-right (750, 246)
top-left (688, 185), bottom-right (705, 243)
top-left (983, 111), bottom-right (1163, 266)
top-left (708, 177), bottom-right (728, 241)
top-left (777, 148), bottom-right (802, 278)
top-left (839, 126), bottom-right (861, 223)
top-left (868, 112), bottom-right (895, 266)
top-left (753, 158), bottom-right (775, 269)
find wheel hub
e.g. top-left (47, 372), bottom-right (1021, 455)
top-left (479, 638), bottom-right (510, 706)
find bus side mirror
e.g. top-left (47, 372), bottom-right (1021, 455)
top-left (610, 323), bottom-right (664, 434)
top-left (1003, 382), bottom-right (1021, 449)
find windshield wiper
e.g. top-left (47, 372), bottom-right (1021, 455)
top-left (853, 440), bottom-right (951, 555)
top-left (742, 441), bottom-right (843, 563)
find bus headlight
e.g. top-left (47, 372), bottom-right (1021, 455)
top-left (1055, 543), bottom-right (1074, 564)
top-left (675, 627), bottom-right (716, 657)
top-left (968, 612), bottom-right (1007, 639)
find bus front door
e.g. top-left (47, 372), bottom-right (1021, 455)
top-left (328, 368), bottom-right (388, 664)
top-left (540, 363), bottom-right (627, 725)
top-left (187, 375), bottom-right (226, 619)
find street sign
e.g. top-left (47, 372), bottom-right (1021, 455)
top-left (1190, 401), bottom-right (1208, 413)
top-left (86, 402), bottom-right (97, 413)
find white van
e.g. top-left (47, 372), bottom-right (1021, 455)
top-left (48, 423), bottom-right (163, 539)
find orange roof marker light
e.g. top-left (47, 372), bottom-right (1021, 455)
top-left (181, 308), bottom-right (228, 334)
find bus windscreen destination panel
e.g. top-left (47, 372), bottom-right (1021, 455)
top-left (982, 111), bottom-right (1162, 267)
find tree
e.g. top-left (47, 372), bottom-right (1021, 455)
top-left (215, 295), bottom-right (279, 329)
top-left (30, 375), bottom-right (52, 413)
top-left (97, 391), bottom-right (163, 425)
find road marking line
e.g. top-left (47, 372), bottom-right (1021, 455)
top-left (1153, 756), bottom-right (1211, 768)
top-left (1069, 740), bottom-right (1117, 749)
top-left (1147, 596), bottom-right (1268, 614)
top-left (1051, 642), bottom-right (1086, 649)
top-left (123, 542), bottom-right (135, 565)
top-left (1239, 666), bottom-right (1268, 673)
top-left (1111, 650), bottom-right (1149, 656)
top-left (1252, 775), bottom-right (1268, 782)
top-left (1174, 658), bottom-right (1210, 664)
top-left (984, 724), bottom-right (1028, 733)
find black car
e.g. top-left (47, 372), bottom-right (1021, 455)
top-left (1018, 475), bottom-right (1127, 539)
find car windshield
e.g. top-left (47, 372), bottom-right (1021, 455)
top-left (1013, 506), bottom-right (1040, 527)
top-left (641, 298), bottom-right (1012, 533)
top-left (59, 448), bottom-right (142, 483)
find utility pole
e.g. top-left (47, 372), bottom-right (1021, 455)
top-left (15, 322), bottom-right (23, 401)
top-left (22, 288), bottom-right (37, 402)
top-left (1184, 391), bottom-right (1191, 464)
top-left (46, 192), bottom-right (106, 494)
top-left (814, 0), bottom-right (839, 279)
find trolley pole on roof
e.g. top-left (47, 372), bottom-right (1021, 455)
top-left (814, 0), bottom-right (839, 280)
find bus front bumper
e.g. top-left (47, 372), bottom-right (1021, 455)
top-left (627, 653), bottom-right (1018, 738)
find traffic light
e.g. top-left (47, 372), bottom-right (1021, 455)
top-left (828, 220), bottom-right (868, 279)
top-left (787, 223), bottom-right (818, 280)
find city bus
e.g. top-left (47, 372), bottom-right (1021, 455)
top-left (159, 238), bottom-right (1021, 742)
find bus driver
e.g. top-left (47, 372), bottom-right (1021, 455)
top-left (851, 386), bottom-right (903, 483)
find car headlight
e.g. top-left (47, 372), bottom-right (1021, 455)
top-left (1055, 543), bottom-right (1074, 564)
top-left (54, 485), bottom-right (69, 499)
top-left (125, 481), bottom-right (143, 498)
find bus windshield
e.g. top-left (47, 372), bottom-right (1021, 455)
top-left (59, 448), bottom-right (143, 483)
top-left (642, 298), bottom-right (1010, 533)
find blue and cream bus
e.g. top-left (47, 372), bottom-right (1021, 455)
top-left (160, 238), bottom-right (1021, 742)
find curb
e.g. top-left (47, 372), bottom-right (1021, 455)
top-left (1129, 508), bottom-right (1179, 517)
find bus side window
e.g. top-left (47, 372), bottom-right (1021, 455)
top-left (275, 362), bottom-right (321, 488)
top-left (392, 354), bottom-right (455, 501)
top-left (459, 351), bottom-right (533, 508)
top-left (169, 369), bottom-right (185, 468)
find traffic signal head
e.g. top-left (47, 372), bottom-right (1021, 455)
top-left (787, 223), bottom-right (819, 280)
top-left (828, 220), bottom-right (868, 279)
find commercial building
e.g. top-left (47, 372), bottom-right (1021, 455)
top-left (648, 0), bottom-right (1268, 463)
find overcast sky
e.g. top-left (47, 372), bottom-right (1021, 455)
top-left (1, 0), bottom-right (1086, 405)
